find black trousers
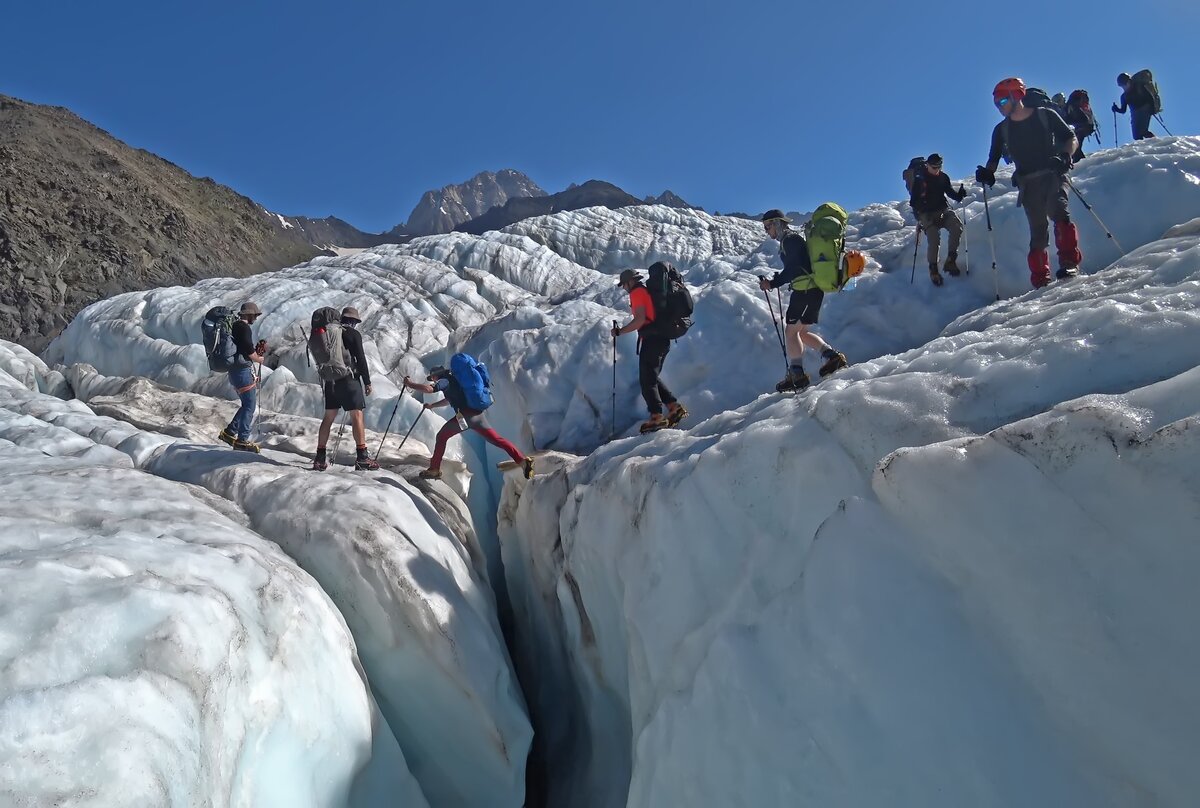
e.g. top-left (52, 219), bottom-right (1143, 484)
top-left (638, 334), bottom-right (677, 415)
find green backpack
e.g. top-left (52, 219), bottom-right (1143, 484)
top-left (801, 202), bottom-right (850, 293)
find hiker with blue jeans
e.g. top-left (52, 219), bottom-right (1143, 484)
top-left (218, 301), bottom-right (267, 452)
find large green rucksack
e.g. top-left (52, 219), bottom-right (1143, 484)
top-left (1130, 69), bottom-right (1162, 114)
top-left (802, 203), bottom-right (850, 293)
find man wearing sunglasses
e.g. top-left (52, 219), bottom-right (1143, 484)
top-left (910, 153), bottom-right (968, 286)
top-left (976, 77), bottom-right (1081, 289)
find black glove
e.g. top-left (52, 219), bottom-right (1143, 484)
top-left (975, 166), bottom-right (995, 187)
top-left (1111, 103), bottom-right (1120, 114)
top-left (954, 184), bottom-right (967, 201)
top-left (1050, 155), bottom-right (1071, 174)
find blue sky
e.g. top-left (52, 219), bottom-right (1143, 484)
top-left (3, 0), bottom-right (1197, 233)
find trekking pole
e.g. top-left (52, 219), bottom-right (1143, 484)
top-left (762, 286), bottom-right (788, 377)
top-left (982, 185), bottom-right (1000, 301)
top-left (1113, 108), bottom-right (1118, 146)
top-left (909, 225), bottom-right (922, 284)
top-left (299, 325), bottom-right (312, 368)
top-left (373, 382), bottom-right (407, 461)
top-left (395, 407), bottom-right (426, 455)
top-left (610, 320), bottom-right (618, 441)
top-left (1154, 114), bottom-right (1173, 136)
top-left (331, 412), bottom-right (349, 467)
top-left (1064, 176), bottom-right (1126, 255)
top-left (961, 199), bottom-right (970, 275)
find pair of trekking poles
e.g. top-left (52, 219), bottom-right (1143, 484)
top-left (912, 173), bottom-right (1123, 302)
top-left (909, 198), bottom-right (974, 286)
top-left (296, 323), bottom-right (425, 468)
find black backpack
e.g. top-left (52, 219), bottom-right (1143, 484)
top-left (1023, 87), bottom-right (1054, 110)
top-left (1065, 89), bottom-right (1098, 141)
top-left (902, 156), bottom-right (926, 195)
top-left (1130, 69), bottom-right (1162, 114)
top-left (646, 261), bottom-right (693, 339)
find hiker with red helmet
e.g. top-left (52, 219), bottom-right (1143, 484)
top-left (976, 77), bottom-right (1082, 288)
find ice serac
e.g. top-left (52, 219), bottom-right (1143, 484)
top-left (497, 191), bottom-right (1200, 802)
top-left (0, 363), bottom-right (427, 808)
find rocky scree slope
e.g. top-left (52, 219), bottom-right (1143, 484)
top-left (0, 94), bottom-right (325, 351)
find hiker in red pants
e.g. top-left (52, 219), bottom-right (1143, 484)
top-left (402, 365), bottom-right (532, 480)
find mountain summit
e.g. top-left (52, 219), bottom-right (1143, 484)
top-left (393, 169), bottom-right (546, 237)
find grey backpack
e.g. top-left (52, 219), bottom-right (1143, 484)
top-left (308, 307), bottom-right (353, 381)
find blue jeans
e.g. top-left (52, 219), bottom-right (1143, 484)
top-left (227, 365), bottom-right (257, 440)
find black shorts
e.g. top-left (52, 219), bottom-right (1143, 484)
top-left (785, 288), bottom-right (824, 325)
top-left (323, 377), bottom-right (365, 412)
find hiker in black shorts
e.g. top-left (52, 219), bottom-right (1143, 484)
top-left (758, 209), bottom-right (848, 392)
top-left (312, 306), bottom-right (378, 470)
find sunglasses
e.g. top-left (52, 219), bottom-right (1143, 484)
top-left (994, 96), bottom-right (1013, 109)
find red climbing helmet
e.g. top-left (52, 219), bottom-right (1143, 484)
top-left (992, 77), bottom-right (1027, 106)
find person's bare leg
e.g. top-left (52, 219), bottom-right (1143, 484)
top-left (316, 410), bottom-right (337, 448)
top-left (784, 323), bottom-right (805, 364)
top-left (798, 324), bottom-right (831, 353)
top-left (350, 410), bottom-right (367, 446)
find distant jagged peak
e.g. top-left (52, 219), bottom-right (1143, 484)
top-left (399, 169), bottom-right (547, 236)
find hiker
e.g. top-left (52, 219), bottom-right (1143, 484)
top-left (757, 209), bottom-right (848, 392)
top-left (1062, 90), bottom-right (1099, 162)
top-left (218, 301), bottom-right (267, 452)
top-left (976, 77), bottom-right (1082, 288)
top-left (1113, 71), bottom-right (1158, 141)
top-left (402, 361), bottom-right (532, 480)
top-left (312, 306), bottom-right (379, 471)
top-left (909, 153), bottom-right (968, 286)
top-left (612, 266), bottom-right (689, 433)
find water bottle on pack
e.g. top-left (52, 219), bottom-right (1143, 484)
top-left (455, 411), bottom-right (468, 431)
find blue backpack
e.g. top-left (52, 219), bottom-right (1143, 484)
top-left (201, 306), bottom-right (239, 372)
top-left (449, 352), bottom-right (493, 410)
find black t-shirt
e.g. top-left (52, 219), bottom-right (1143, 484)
top-left (341, 325), bottom-right (371, 386)
top-left (435, 376), bottom-right (469, 412)
top-left (231, 319), bottom-right (255, 364)
top-left (911, 171), bottom-right (963, 214)
top-left (988, 108), bottom-right (1075, 176)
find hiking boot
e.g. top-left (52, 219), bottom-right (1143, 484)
top-left (312, 456), bottom-right (329, 471)
top-left (418, 468), bottom-right (443, 480)
top-left (775, 371), bottom-right (810, 393)
top-left (639, 414), bottom-right (670, 433)
top-left (522, 456), bottom-right (535, 480)
top-left (944, 253), bottom-right (961, 276)
top-left (666, 402), bottom-right (689, 427)
top-left (232, 438), bottom-right (260, 453)
top-left (354, 456), bottom-right (381, 471)
top-left (929, 264), bottom-right (944, 286)
top-left (819, 350), bottom-right (849, 378)
top-left (1055, 266), bottom-right (1079, 280)
top-left (218, 427), bottom-right (237, 446)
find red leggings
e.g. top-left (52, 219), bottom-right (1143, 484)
top-left (430, 419), bottom-right (523, 469)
